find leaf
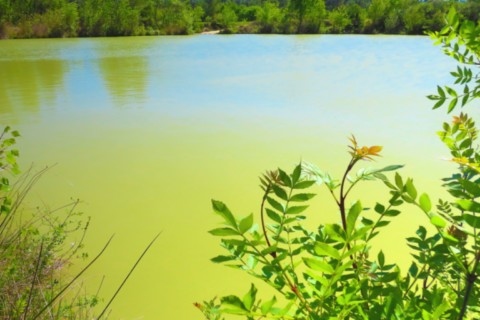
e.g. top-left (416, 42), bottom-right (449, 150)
top-left (266, 208), bottom-right (282, 223)
top-left (291, 164), bottom-right (302, 185)
top-left (239, 213), bottom-right (253, 234)
top-left (286, 205), bottom-right (309, 214)
top-left (294, 180), bottom-right (316, 189)
top-left (362, 217), bottom-right (373, 226)
top-left (372, 165), bottom-right (404, 174)
top-left (261, 296), bottom-right (277, 315)
top-left (242, 284), bottom-right (257, 311)
top-left (347, 201), bottom-right (362, 236)
top-left (446, 6), bottom-right (458, 27)
top-left (445, 86), bottom-right (457, 97)
top-left (384, 209), bottom-right (400, 217)
top-left (409, 262), bottom-right (418, 277)
top-left (433, 98), bottom-right (446, 110)
top-left (344, 244), bottom-right (366, 258)
top-left (212, 200), bottom-right (237, 228)
top-left (374, 203), bottom-right (385, 214)
top-left (463, 214), bottom-right (480, 228)
top-left (378, 250), bottom-right (385, 267)
top-left (314, 242), bottom-right (341, 259)
top-left (324, 224), bottom-right (346, 242)
top-left (457, 199), bottom-right (480, 212)
top-left (351, 226), bottom-right (371, 240)
top-left (440, 231), bottom-right (459, 243)
top-left (416, 226), bottom-right (427, 240)
top-left (462, 92), bottom-right (470, 107)
top-left (429, 214), bottom-right (447, 228)
top-left (266, 197), bottom-right (284, 213)
top-left (221, 295), bottom-right (247, 313)
top-left (278, 169), bottom-right (292, 187)
top-left (376, 220), bottom-right (390, 227)
top-left (460, 179), bottom-right (480, 197)
top-left (211, 255), bottom-right (236, 263)
top-left (290, 193), bottom-right (316, 202)
top-left (432, 298), bottom-right (451, 318)
top-left (437, 85), bottom-right (445, 98)
top-left (378, 271), bottom-right (398, 283)
top-left (272, 300), bottom-right (294, 316)
top-left (448, 98), bottom-right (458, 113)
top-left (261, 246), bottom-right (277, 256)
top-left (394, 172), bottom-right (403, 189)
top-left (303, 258), bottom-right (334, 274)
top-left (401, 193), bottom-right (414, 204)
top-left (209, 227), bottom-right (240, 236)
top-left (271, 185), bottom-right (288, 201)
top-left (405, 179), bottom-right (417, 200)
top-left (419, 193), bottom-right (431, 213)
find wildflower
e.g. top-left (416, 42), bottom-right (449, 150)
top-left (348, 135), bottom-right (383, 161)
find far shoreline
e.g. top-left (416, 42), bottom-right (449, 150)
top-left (200, 30), bottom-right (221, 35)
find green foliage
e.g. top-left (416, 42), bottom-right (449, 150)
top-left (0, 128), bottom-right (101, 319)
top-left (198, 10), bottom-right (480, 320)
top-left (257, 1), bottom-right (285, 33)
top-left (0, 0), bottom-right (470, 37)
top-left (327, 6), bottom-right (351, 34)
top-left (427, 7), bottom-right (480, 114)
top-left (0, 126), bottom-right (161, 319)
top-left (216, 1), bottom-right (239, 33)
top-left (155, 0), bottom-right (203, 35)
top-left (286, 0), bottom-right (326, 33)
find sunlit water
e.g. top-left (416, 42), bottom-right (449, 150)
top-left (0, 35), bottom-right (459, 319)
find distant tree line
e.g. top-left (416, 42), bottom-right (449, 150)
top-left (0, 0), bottom-right (478, 38)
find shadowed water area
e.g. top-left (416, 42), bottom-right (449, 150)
top-left (0, 35), bottom-right (458, 318)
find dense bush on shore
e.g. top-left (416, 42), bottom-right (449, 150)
top-left (0, 0), bottom-right (478, 39)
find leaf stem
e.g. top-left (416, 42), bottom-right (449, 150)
top-left (458, 251), bottom-right (480, 320)
top-left (260, 188), bottom-right (275, 258)
top-left (97, 232), bottom-right (161, 319)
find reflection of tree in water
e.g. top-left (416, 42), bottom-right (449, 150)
top-left (0, 59), bottom-right (66, 119)
top-left (98, 55), bottom-right (148, 106)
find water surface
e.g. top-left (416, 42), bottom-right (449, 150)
top-left (0, 35), bottom-right (457, 319)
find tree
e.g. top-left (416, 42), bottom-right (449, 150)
top-left (328, 5), bottom-right (351, 33)
top-left (155, 0), bottom-right (203, 34)
top-left (365, 0), bottom-right (388, 33)
top-left (287, 0), bottom-right (326, 33)
top-left (343, 2), bottom-right (368, 33)
top-left (258, 1), bottom-right (284, 33)
top-left (217, 1), bottom-right (239, 32)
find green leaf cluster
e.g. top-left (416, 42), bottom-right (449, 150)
top-left (198, 8), bottom-right (480, 320)
top-left (428, 7), bottom-right (480, 113)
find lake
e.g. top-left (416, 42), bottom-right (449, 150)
top-left (0, 34), bottom-right (457, 319)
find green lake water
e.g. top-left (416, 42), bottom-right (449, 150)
top-left (0, 34), bottom-right (458, 319)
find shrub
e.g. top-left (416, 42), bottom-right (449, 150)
top-left (0, 126), bottom-right (159, 319)
top-left (0, 126), bottom-right (99, 319)
top-left (197, 8), bottom-right (480, 320)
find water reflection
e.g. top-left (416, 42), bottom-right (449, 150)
top-left (0, 59), bottom-right (66, 120)
top-left (95, 38), bottom-right (150, 106)
top-left (97, 56), bottom-right (147, 105)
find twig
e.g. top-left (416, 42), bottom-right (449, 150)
top-left (97, 232), bottom-right (162, 319)
top-left (32, 235), bottom-right (115, 319)
top-left (22, 240), bottom-right (44, 320)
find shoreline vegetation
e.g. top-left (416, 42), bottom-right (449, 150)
top-left (0, 125), bottom-right (160, 318)
top-left (0, 0), bottom-right (478, 39)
